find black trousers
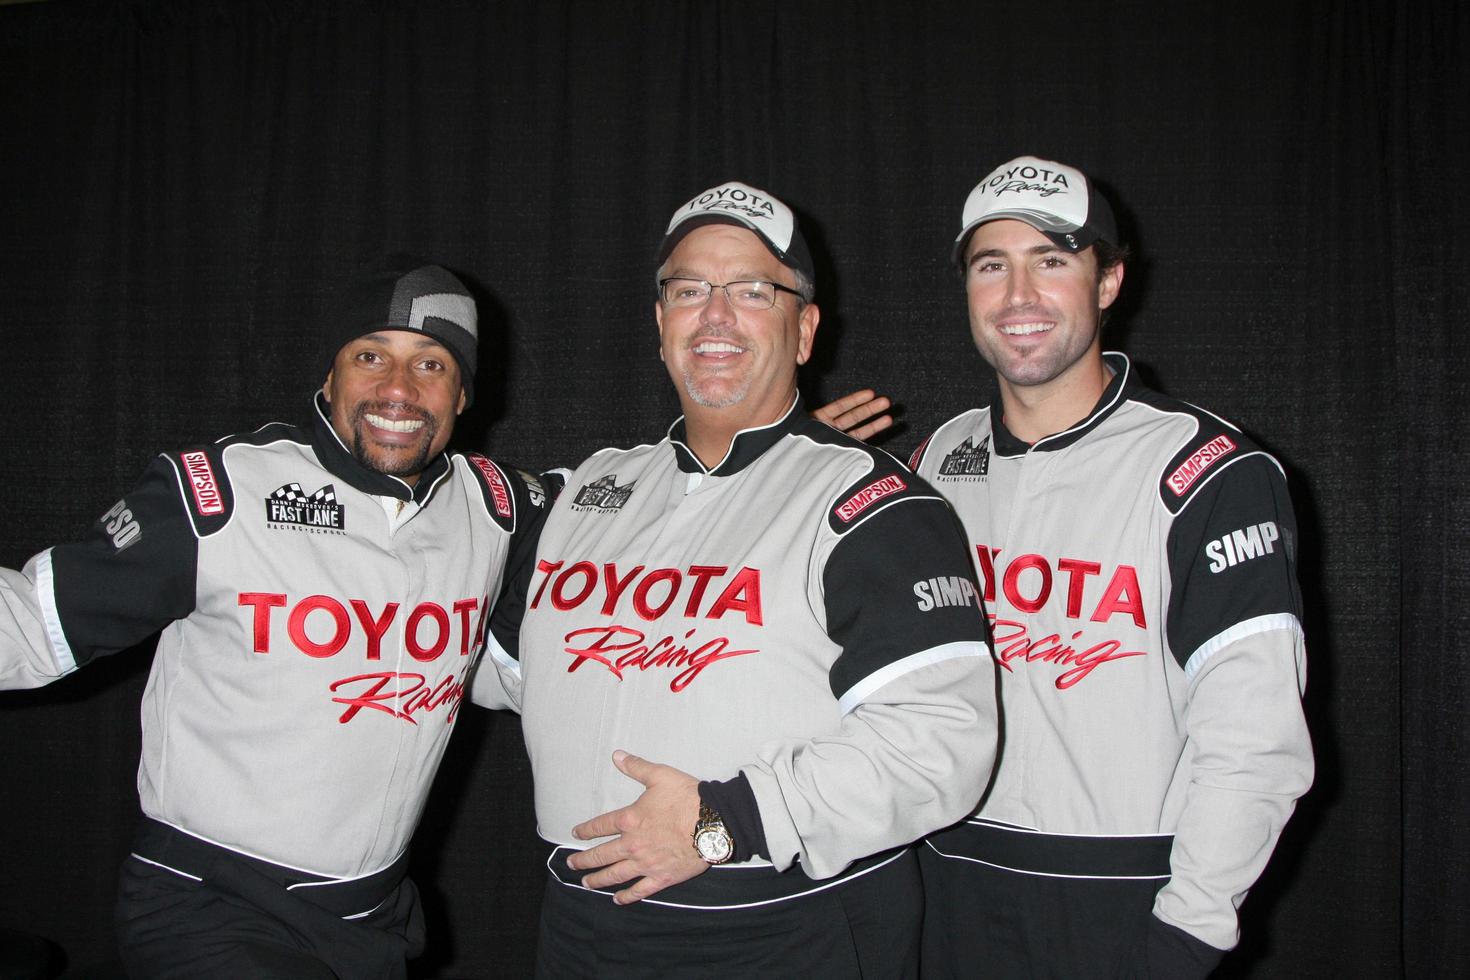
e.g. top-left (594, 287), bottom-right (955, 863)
top-left (918, 822), bottom-right (1184, 980)
top-left (115, 819), bottom-right (424, 980)
top-left (535, 847), bottom-right (923, 979)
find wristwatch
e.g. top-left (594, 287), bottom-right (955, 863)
top-left (692, 802), bottom-right (734, 865)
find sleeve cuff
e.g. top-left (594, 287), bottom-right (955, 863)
top-left (698, 773), bottom-right (768, 863)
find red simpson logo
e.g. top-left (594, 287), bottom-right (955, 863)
top-left (180, 451), bottom-right (224, 516)
top-left (974, 545), bottom-right (1147, 689)
top-left (530, 561), bottom-right (763, 691)
top-left (236, 592), bottom-right (489, 724)
top-left (1167, 435), bottom-right (1237, 496)
top-left (468, 456), bottom-right (512, 518)
top-left (836, 474), bottom-right (906, 523)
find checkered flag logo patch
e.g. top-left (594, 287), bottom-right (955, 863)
top-left (265, 482), bottom-right (346, 532)
top-left (270, 483), bottom-right (337, 504)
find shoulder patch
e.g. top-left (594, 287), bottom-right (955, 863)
top-left (165, 443), bottom-right (236, 536)
top-left (1165, 433), bottom-right (1237, 497)
top-left (1146, 395), bottom-right (1262, 515)
top-left (179, 450), bottom-right (225, 516)
top-left (823, 449), bottom-right (939, 535)
top-left (513, 468), bottom-right (549, 509)
top-left (836, 473), bottom-right (908, 523)
top-left (907, 434), bottom-right (932, 472)
top-left (466, 453), bottom-right (515, 528)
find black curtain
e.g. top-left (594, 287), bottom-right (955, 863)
top-left (0, 1), bottom-right (1462, 976)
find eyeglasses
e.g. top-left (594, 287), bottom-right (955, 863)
top-left (658, 277), bottom-right (804, 311)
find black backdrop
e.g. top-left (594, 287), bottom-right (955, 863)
top-left (1, 1), bottom-right (1464, 976)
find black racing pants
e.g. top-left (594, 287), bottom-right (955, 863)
top-left (918, 821), bottom-right (1176, 980)
top-left (535, 845), bottom-right (922, 979)
top-left (923, 822), bottom-right (1223, 975)
top-left (115, 818), bottom-right (424, 980)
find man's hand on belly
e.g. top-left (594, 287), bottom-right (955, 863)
top-left (567, 750), bottom-right (707, 905)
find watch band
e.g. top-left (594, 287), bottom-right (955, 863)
top-left (692, 802), bottom-right (735, 865)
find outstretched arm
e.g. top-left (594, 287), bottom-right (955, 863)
top-left (1, 453), bottom-right (199, 689)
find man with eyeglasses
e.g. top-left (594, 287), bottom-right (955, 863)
top-left (472, 181), bottom-right (996, 976)
top-left (909, 156), bottom-right (1313, 978)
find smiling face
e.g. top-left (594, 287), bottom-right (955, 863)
top-left (964, 218), bottom-right (1123, 402)
top-left (655, 223), bottom-right (819, 431)
top-left (322, 330), bottom-right (466, 485)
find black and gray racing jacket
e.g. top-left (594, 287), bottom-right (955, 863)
top-left (474, 397), bottom-right (997, 890)
top-left (0, 393), bottom-right (543, 879)
top-left (909, 352), bottom-right (1313, 951)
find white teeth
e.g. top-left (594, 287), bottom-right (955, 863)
top-left (1000, 322), bottom-right (1052, 336)
top-left (365, 413), bottom-right (424, 433)
top-left (694, 342), bottom-right (745, 354)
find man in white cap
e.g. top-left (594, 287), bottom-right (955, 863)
top-left (473, 181), bottom-right (997, 976)
top-left (909, 156), bottom-right (1314, 977)
top-left (0, 256), bottom-right (545, 979)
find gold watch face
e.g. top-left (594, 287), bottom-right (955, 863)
top-left (695, 827), bottom-right (733, 863)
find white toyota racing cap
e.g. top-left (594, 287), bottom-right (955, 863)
top-left (655, 180), bottom-right (815, 284)
top-left (953, 155), bottom-right (1118, 267)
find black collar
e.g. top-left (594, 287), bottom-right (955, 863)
top-left (668, 396), bottom-right (804, 476)
top-left (309, 392), bottom-right (453, 504)
top-left (990, 352), bottom-right (1136, 456)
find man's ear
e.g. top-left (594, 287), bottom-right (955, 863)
top-left (1098, 261), bottom-right (1125, 311)
top-left (795, 302), bottom-right (821, 366)
top-left (322, 372), bottom-right (334, 403)
top-left (655, 301), bottom-right (667, 363)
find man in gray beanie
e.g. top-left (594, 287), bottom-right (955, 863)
top-left (0, 256), bottom-right (546, 979)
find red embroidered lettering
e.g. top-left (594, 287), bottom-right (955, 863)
top-left (1056, 559), bottom-right (1102, 619)
top-left (552, 562), bottom-right (598, 610)
top-left (633, 568), bottom-right (681, 619)
top-left (330, 670), bottom-right (466, 724)
top-left (684, 565), bottom-right (726, 616)
top-left (1167, 435), bottom-right (1237, 496)
top-left (350, 600), bottom-right (399, 661)
top-left (180, 451), bottom-right (224, 516)
top-left (1003, 554), bottom-right (1051, 613)
top-left (452, 598), bottom-right (478, 655)
top-left (288, 595), bottom-right (350, 658)
top-left (975, 545), bottom-right (1000, 603)
top-left (707, 566), bottom-right (763, 625)
top-left (531, 559), bottom-right (564, 608)
top-left (835, 474), bottom-right (907, 523)
top-left (468, 455), bottom-right (513, 518)
top-left (1091, 566), bottom-right (1146, 628)
top-left (560, 625), bottom-right (757, 691)
top-left (532, 560), bottom-right (764, 624)
top-left (601, 564), bottom-right (645, 614)
top-left (406, 602), bottom-right (450, 661)
top-left (238, 592), bottom-right (287, 653)
top-left (990, 618), bottom-right (1146, 688)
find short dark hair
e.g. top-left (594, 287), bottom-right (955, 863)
top-left (1092, 239), bottom-right (1129, 280)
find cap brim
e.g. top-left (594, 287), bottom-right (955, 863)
top-left (951, 214), bottom-right (1107, 267)
top-left (657, 212), bottom-right (770, 266)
